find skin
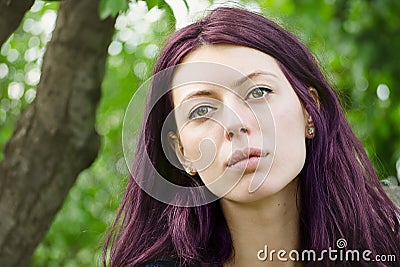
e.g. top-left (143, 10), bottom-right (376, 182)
top-left (170, 44), bottom-right (313, 266)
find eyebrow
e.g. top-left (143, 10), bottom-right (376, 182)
top-left (181, 90), bottom-right (215, 103)
top-left (179, 71), bottom-right (278, 103)
top-left (232, 70), bottom-right (278, 87)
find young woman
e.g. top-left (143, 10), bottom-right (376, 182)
top-left (103, 7), bottom-right (400, 267)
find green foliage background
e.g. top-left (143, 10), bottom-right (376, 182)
top-left (0, 0), bottom-right (398, 266)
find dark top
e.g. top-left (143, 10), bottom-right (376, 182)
top-left (141, 259), bottom-right (201, 267)
top-left (141, 259), bottom-right (180, 267)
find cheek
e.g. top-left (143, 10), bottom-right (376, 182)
top-left (179, 128), bottom-right (203, 159)
top-left (277, 91), bottom-right (306, 139)
top-left (272, 98), bottom-right (307, 173)
top-left (276, 112), bottom-right (306, 155)
top-left (277, 105), bottom-right (305, 141)
top-left (179, 122), bottom-right (225, 174)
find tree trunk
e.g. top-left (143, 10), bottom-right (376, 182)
top-left (0, 0), bottom-right (35, 46)
top-left (0, 0), bottom-right (115, 265)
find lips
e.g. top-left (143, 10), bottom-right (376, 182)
top-left (227, 148), bottom-right (267, 167)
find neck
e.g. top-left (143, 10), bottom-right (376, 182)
top-left (220, 178), bottom-right (301, 267)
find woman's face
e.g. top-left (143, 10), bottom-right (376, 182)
top-left (170, 44), bottom-right (309, 203)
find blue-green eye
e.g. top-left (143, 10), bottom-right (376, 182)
top-left (189, 105), bottom-right (216, 119)
top-left (247, 86), bottom-right (273, 99)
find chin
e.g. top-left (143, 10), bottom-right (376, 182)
top-left (219, 174), bottom-right (299, 204)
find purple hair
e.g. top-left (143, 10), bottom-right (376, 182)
top-left (103, 7), bottom-right (400, 266)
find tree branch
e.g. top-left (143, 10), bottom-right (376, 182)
top-left (0, 0), bottom-right (35, 46)
top-left (0, 0), bottom-right (115, 265)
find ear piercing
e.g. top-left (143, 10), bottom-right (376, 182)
top-left (306, 116), bottom-right (316, 138)
top-left (184, 164), bottom-right (197, 176)
top-left (185, 166), bottom-right (191, 174)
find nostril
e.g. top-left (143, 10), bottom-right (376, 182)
top-left (226, 127), bottom-right (249, 141)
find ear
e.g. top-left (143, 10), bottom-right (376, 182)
top-left (302, 87), bottom-right (321, 120)
top-left (309, 87), bottom-right (320, 109)
top-left (168, 131), bottom-right (186, 165)
top-left (168, 131), bottom-right (197, 175)
top-left (303, 88), bottom-right (320, 139)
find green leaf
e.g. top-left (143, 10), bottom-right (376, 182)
top-left (146, 0), bottom-right (161, 10)
top-left (99, 0), bottom-right (129, 20)
top-left (159, 0), bottom-right (176, 29)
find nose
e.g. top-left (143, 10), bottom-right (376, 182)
top-left (223, 99), bottom-right (254, 141)
top-left (227, 127), bottom-right (248, 140)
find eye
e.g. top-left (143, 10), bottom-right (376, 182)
top-left (246, 86), bottom-right (273, 99)
top-left (188, 105), bottom-right (216, 120)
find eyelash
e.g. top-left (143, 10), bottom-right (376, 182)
top-left (246, 86), bottom-right (273, 99)
top-left (188, 86), bottom-right (273, 120)
top-left (188, 105), bottom-right (216, 120)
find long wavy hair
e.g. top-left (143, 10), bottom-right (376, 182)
top-left (103, 7), bottom-right (400, 266)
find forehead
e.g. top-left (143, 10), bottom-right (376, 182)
top-left (171, 44), bottom-right (285, 104)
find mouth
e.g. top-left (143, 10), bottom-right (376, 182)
top-left (227, 148), bottom-right (268, 171)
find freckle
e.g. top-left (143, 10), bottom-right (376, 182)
top-left (278, 203), bottom-right (281, 206)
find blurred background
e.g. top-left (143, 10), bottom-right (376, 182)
top-left (0, 0), bottom-right (399, 266)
